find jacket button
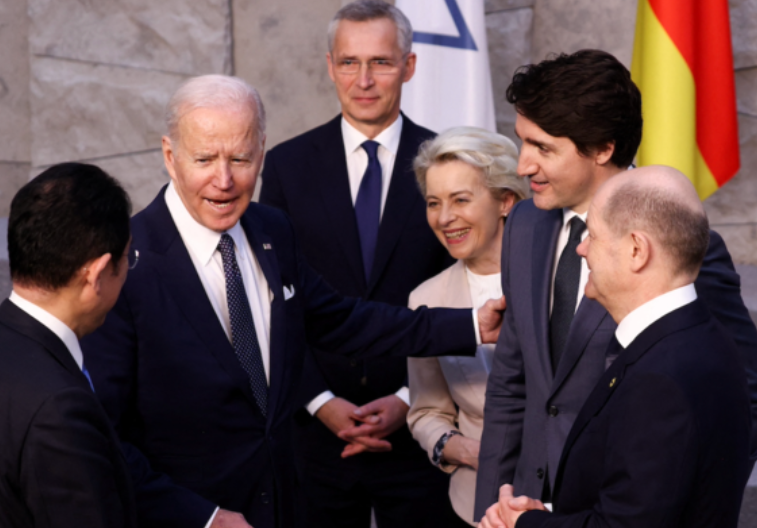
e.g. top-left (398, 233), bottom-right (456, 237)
top-left (548, 405), bottom-right (559, 417)
top-left (537, 468), bottom-right (545, 479)
top-left (261, 492), bottom-right (269, 505)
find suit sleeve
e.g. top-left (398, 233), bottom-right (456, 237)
top-left (475, 209), bottom-right (527, 521)
top-left (21, 388), bottom-right (131, 528)
top-left (695, 229), bottom-right (757, 458)
top-left (516, 372), bottom-right (699, 528)
top-left (81, 289), bottom-right (217, 528)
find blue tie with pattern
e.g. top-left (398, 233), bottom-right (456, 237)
top-left (217, 234), bottom-right (268, 416)
top-left (354, 140), bottom-right (382, 281)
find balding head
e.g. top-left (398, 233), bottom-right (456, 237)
top-left (597, 165), bottom-right (709, 277)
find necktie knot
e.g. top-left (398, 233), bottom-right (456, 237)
top-left (361, 140), bottom-right (380, 161)
top-left (568, 216), bottom-right (586, 242)
top-left (218, 233), bottom-right (235, 259)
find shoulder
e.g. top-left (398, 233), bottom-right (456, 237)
top-left (401, 115), bottom-right (435, 141)
top-left (266, 115), bottom-right (341, 159)
top-left (409, 260), bottom-right (463, 308)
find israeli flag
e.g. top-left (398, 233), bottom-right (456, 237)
top-left (397, 0), bottom-right (496, 132)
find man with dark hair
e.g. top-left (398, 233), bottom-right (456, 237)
top-left (474, 49), bottom-right (757, 520)
top-left (260, 1), bottom-right (455, 526)
top-left (0, 162), bottom-right (137, 527)
top-left (480, 166), bottom-right (751, 528)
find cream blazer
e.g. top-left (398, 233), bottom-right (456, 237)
top-left (407, 260), bottom-right (494, 526)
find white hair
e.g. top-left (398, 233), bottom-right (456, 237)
top-left (165, 75), bottom-right (266, 144)
top-left (327, 0), bottom-right (413, 55)
top-left (414, 126), bottom-right (529, 200)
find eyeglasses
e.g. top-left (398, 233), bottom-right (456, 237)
top-left (334, 58), bottom-right (403, 75)
top-left (128, 248), bottom-right (139, 270)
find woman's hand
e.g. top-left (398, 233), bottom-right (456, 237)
top-left (442, 435), bottom-right (480, 469)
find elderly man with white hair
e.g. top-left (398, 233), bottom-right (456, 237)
top-left (480, 166), bottom-right (752, 528)
top-left (81, 74), bottom-right (504, 528)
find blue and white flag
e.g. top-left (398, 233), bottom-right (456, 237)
top-left (397, 0), bottom-right (496, 132)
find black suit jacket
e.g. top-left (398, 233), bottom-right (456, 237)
top-left (260, 114), bottom-right (451, 458)
top-left (518, 299), bottom-right (752, 528)
top-left (475, 199), bottom-right (757, 520)
top-left (81, 190), bottom-right (475, 528)
top-left (0, 300), bottom-right (136, 528)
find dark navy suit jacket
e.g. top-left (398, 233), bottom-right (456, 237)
top-left (474, 199), bottom-right (757, 520)
top-left (260, 114), bottom-right (452, 460)
top-left (82, 189), bottom-right (475, 528)
top-left (518, 299), bottom-right (751, 528)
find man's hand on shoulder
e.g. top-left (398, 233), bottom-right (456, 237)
top-left (479, 296), bottom-right (506, 344)
top-left (211, 509), bottom-right (253, 528)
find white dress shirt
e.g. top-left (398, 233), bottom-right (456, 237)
top-left (549, 208), bottom-right (589, 316)
top-left (615, 284), bottom-right (698, 348)
top-left (9, 291), bottom-right (84, 370)
top-left (165, 182), bottom-right (272, 383)
top-left (306, 115), bottom-right (408, 416)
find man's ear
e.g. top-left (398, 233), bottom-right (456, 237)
top-left (82, 253), bottom-right (113, 294)
top-left (162, 136), bottom-right (178, 182)
top-left (595, 141), bottom-right (615, 166)
top-left (628, 231), bottom-right (651, 273)
top-left (402, 52), bottom-right (417, 83)
top-left (327, 52), bottom-right (336, 83)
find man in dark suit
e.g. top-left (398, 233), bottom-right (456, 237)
top-left (0, 163), bottom-right (137, 527)
top-left (260, 1), bottom-right (455, 526)
top-left (82, 74), bottom-right (502, 528)
top-left (474, 49), bottom-right (757, 520)
top-left (480, 166), bottom-right (752, 528)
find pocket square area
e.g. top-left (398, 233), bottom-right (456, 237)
top-left (283, 285), bottom-right (295, 300)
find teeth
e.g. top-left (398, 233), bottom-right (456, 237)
top-left (445, 228), bottom-right (470, 240)
top-left (207, 199), bottom-right (232, 209)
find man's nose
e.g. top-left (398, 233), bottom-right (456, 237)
top-left (356, 63), bottom-right (375, 89)
top-left (215, 162), bottom-right (233, 189)
top-left (517, 151), bottom-right (537, 178)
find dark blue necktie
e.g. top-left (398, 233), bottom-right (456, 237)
top-left (549, 216), bottom-right (586, 373)
top-left (82, 364), bottom-right (95, 392)
top-left (354, 140), bottom-right (382, 281)
top-left (217, 234), bottom-right (268, 416)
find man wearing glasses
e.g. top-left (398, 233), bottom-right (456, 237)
top-left (260, 1), bottom-right (455, 526)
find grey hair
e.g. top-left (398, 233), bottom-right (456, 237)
top-left (328, 0), bottom-right (413, 55)
top-left (165, 74), bottom-right (266, 145)
top-left (414, 127), bottom-right (529, 201)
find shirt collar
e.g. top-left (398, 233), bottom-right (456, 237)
top-left (341, 114), bottom-right (403, 156)
top-left (9, 291), bottom-right (84, 369)
top-left (164, 182), bottom-right (247, 266)
top-left (562, 207), bottom-right (588, 229)
top-left (615, 283), bottom-right (698, 348)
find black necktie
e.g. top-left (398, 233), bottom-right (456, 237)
top-left (354, 140), bottom-right (382, 281)
top-left (217, 234), bottom-right (268, 416)
top-left (550, 216), bottom-right (586, 373)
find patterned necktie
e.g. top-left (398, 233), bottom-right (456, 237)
top-left (354, 140), bottom-right (382, 281)
top-left (549, 216), bottom-right (586, 373)
top-left (217, 234), bottom-right (268, 416)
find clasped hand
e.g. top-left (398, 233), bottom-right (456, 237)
top-left (479, 484), bottom-right (546, 528)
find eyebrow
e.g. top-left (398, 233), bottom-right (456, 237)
top-left (425, 190), bottom-right (473, 200)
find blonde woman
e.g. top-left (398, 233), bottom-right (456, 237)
top-left (407, 127), bottom-right (528, 526)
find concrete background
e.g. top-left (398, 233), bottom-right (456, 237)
top-left (0, 0), bottom-right (756, 523)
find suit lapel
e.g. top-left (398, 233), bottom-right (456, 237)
top-left (144, 193), bottom-right (261, 411)
top-left (531, 208), bottom-right (563, 380)
top-left (312, 117), bottom-right (366, 290)
top-left (240, 212), bottom-right (285, 426)
top-left (0, 300), bottom-right (91, 392)
top-left (367, 118), bottom-right (425, 296)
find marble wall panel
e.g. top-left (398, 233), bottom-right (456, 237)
top-left (0, 162), bottom-right (31, 217)
top-left (233, 0), bottom-right (343, 149)
top-left (93, 150), bottom-right (169, 213)
top-left (736, 67), bottom-right (757, 117)
top-left (30, 57), bottom-right (188, 167)
top-left (0, 0), bottom-right (31, 163)
top-left (486, 7), bottom-right (533, 144)
top-left (532, 0), bottom-right (637, 68)
top-left (730, 0), bottom-right (757, 70)
top-left (0, 260), bottom-right (9, 302)
top-left (486, 0), bottom-right (534, 12)
top-left (28, 0), bottom-right (231, 75)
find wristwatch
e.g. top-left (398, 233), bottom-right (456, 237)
top-left (432, 430), bottom-right (462, 466)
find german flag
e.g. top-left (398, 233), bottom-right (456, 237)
top-left (631, 0), bottom-right (740, 199)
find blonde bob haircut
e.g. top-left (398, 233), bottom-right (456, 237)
top-left (413, 126), bottom-right (529, 202)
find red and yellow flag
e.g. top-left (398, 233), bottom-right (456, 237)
top-left (631, 0), bottom-right (740, 199)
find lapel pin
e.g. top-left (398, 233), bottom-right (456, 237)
top-left (609, 377), bottom-right (617, 388)
top-left (263, 243), bottom-right (272, 250)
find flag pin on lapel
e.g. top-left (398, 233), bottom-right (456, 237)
top-left (609, 378), bottom-right (617, 388)
top-left (263, 243), bottom-right (272, 250)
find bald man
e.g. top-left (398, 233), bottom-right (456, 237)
top-left (481, 166), bottom-right (752, 528)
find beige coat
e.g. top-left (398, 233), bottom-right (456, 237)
top-left (407, 260), bottom-right (495, 526)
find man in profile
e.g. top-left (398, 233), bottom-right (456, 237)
top-left (480, 166), bottom-right (751, 528)
top-left (0, 162), bottom-right (136, 527)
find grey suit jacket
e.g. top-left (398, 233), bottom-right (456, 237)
top-left (474, 198), bottom-right (757, 521)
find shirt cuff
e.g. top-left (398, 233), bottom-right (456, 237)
top-left (472, 308), bottom-right (482, 345)
top-left (394, 386), bottom-right (410, 406)
top-left (203, 506), bottom-right (220, 528)
top-left (306, 391), bottom-right (335, 415)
